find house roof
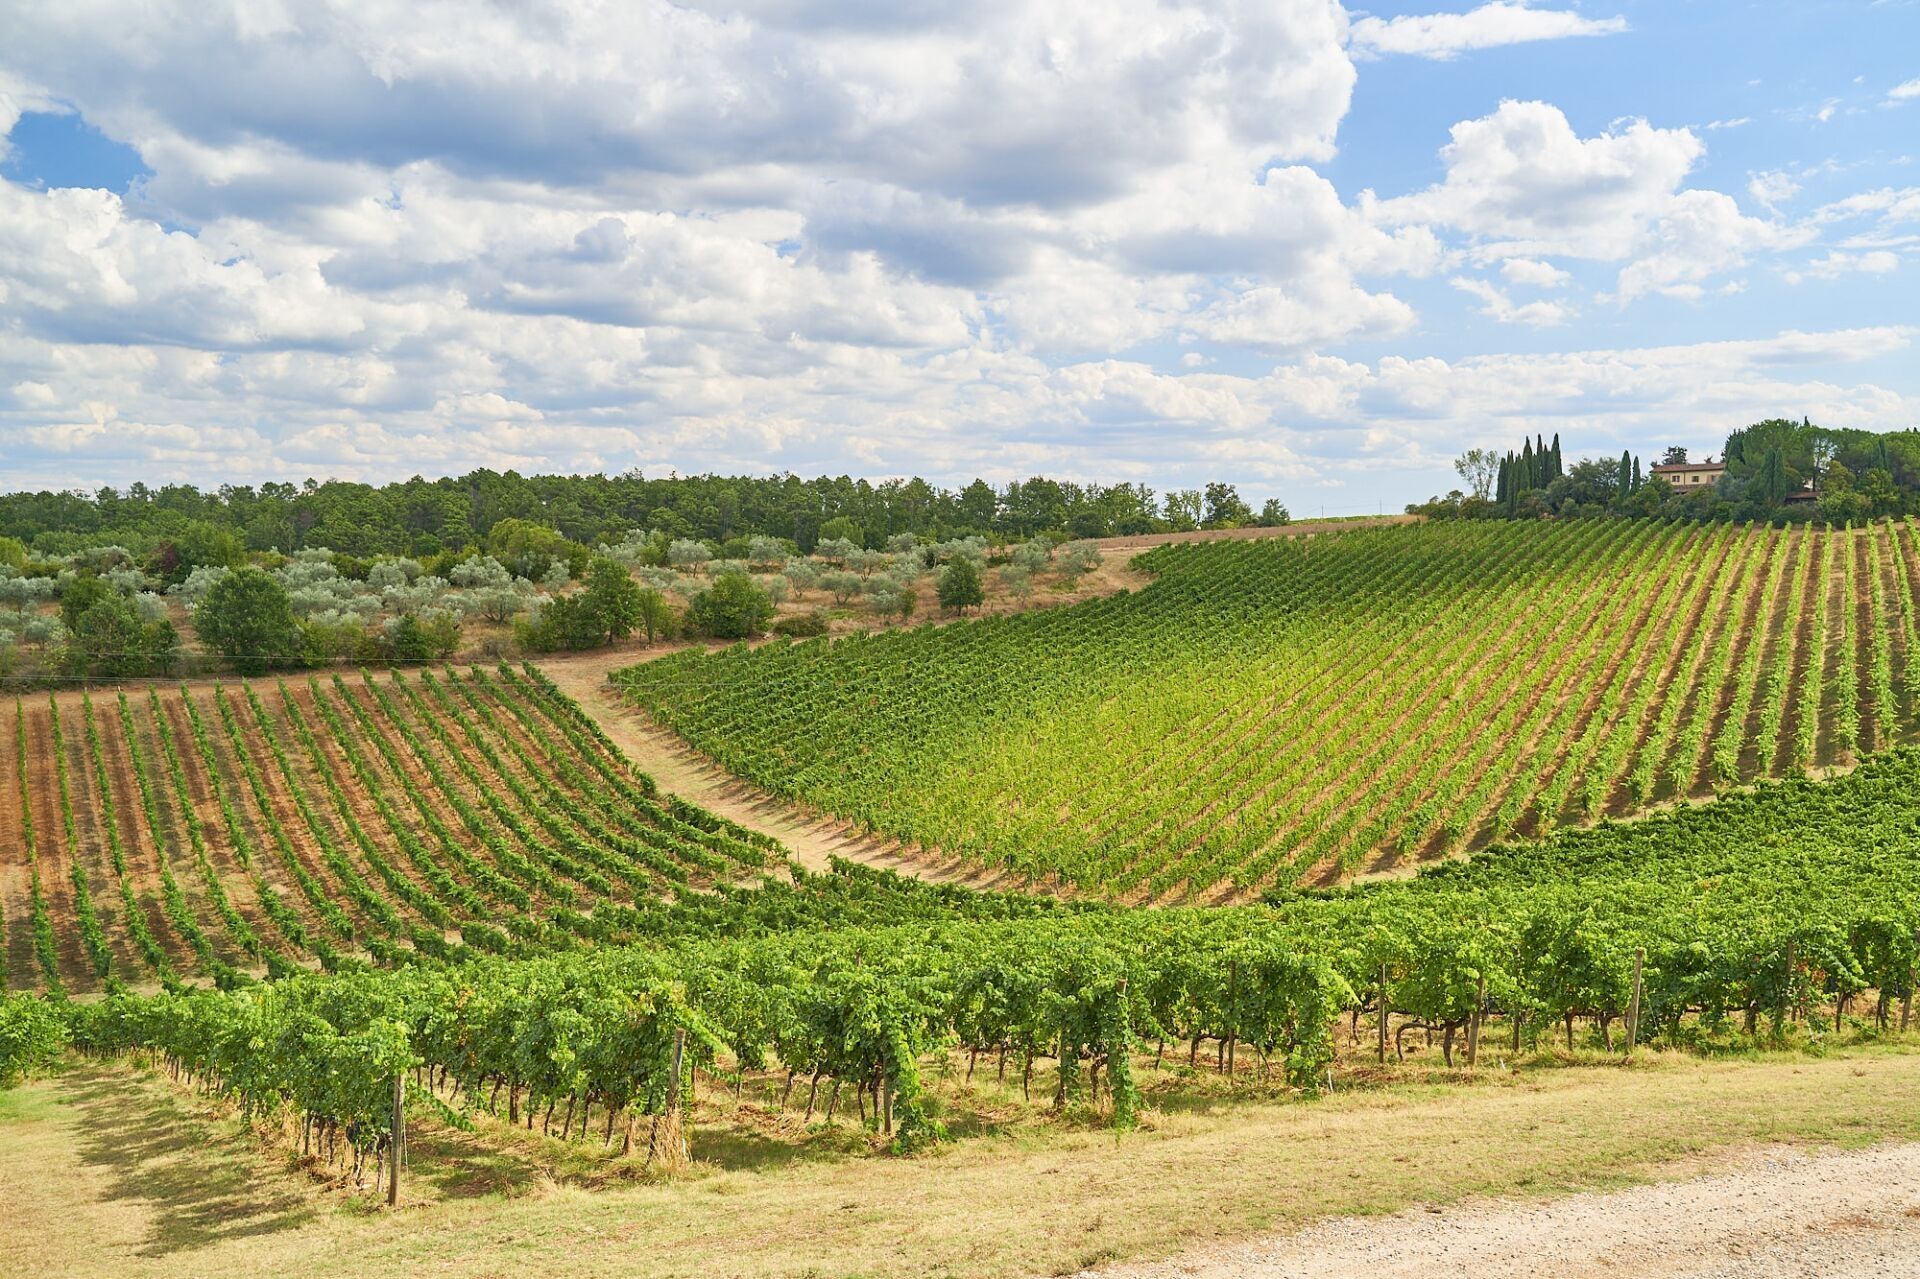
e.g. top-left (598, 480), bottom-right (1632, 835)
top-left (1649, 461), bottom-right (1725, 473)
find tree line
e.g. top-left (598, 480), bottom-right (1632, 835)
top-left (0, 471), bottom-right (1288, 562)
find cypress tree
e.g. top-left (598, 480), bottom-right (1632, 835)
top-left (1496, 455), bottom-right (1510, 506)
top-left (1551, 433), bottom-right (1564, 480)
top-left (1617, 449), bottom-right (1632, 499)
top-left (1760, 447), bottom-right (1787, 504)
top-left (1520, 438), bottom-right (1536, 494)
top-left (1632, 455), bottom-right (1643, 492)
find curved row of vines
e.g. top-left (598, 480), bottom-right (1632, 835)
top-left (0, 665), bottom-right (780, 994)
top-left (620, 519), bottom-right (1920, 896)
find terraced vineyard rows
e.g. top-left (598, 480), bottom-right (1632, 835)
top-left (0, 667), bottom-right (782, 994)
top-left (619, 519), bottom-right (1920, 897)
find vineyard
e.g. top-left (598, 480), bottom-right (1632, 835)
top-left (13, 736), bottom-right (1920, 1183)
top-left (0, 665), bottom-right (780, 995)
top-left (8, 518), bottom-right (1920, 1219)
top-left (619, 519), bottom-right (1920, 896)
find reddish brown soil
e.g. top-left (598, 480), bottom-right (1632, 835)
top-left (0, 703), bottom-right (39, 990)
top-left (280, 681), bottom-right (444, 928)
top-left (367, 674), bottom-right (578, 909)
top-left (90, 697), bottom-right (201, 976)
top-left (226, 681), bottom-right (387, 939)
top-left (130, 694), bottom-right (266, 971)
top-left (54, 701), bottom-right (147, 983)
top-left (21, 704), bottom-right (95, 989)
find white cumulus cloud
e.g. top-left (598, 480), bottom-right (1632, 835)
top-left (1500, 257), bottom-right (1572, 287)
top-left (1451, 276), bottom-right (1573, 325)
top-left (1349, 2), bottom-right (1626, 60)
top-left (1373, 100), bottom-right (1703, 260)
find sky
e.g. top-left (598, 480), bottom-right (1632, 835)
top-left (0, 1), bottom-right (1915, 514)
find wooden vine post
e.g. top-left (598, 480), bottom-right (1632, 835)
top-left (1778, 938), bottom-right (1796, 1033)
top-left (1376, 963), bottom-right (1389, 1065)
top-left (669, 1026), bottom-right (688, 1164)
top-left (1623, 948), bottom-right (1644, 1058)
top-left (388, 1070), bottom-right (404, 1207)
top-left (1466, 973), bottom-right (1485, 1068)
top-left (1226, 960), bottom-right (1238, 1078)
top-left (1904, 929), bottom-right (1917, 1035)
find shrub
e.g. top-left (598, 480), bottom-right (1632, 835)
top-left (689, 571), bottom-right (774, 639)
top-left (772, 611), bottom-right (829, 638)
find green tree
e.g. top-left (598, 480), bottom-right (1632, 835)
top-left (688, 571), bottom-right (774, 639)
top-left (1163, 490), bottom-right (1202, 531)
top-left (66, 594), bottom-right (177, 678)
top-left (519, 595), bottom-right (599, 652)
top-left (1454, 449), bottom-right (1499, 501)
top-left (383, 615), bottom-right (436, 662)
top-left (59, 575), bottom-right (113, 632)
top-left (1860, 467), bottom-right (1901, 518)
top-left (195, 567), bottom-right (303, 676)
top-left (937, 557), bottom-right (984, 613)
top-left (581, 556), bottom-right (645, 644)
top-left (818, 516), bottom-right (864, 548)
top-left (487, 518), bottom-right (584, 581)
top-left (634, 587), bottom-right (675, 644)
top-left (157, 519), bottom-right (245, 585)
top-left (1202, 482), bottom-right (1253, 528)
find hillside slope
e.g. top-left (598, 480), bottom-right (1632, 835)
top-left (619, 519), bottom-right (1920, 897)
top-left (0, 667), bottom-right (780, 994)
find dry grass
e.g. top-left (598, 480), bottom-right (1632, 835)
top-left (12, 1045), bottom-right (1920, 1279)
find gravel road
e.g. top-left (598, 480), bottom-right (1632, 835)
top-left (1079, 1143), bottom-right (1920, 1279)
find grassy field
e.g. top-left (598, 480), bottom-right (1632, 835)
top-left (620, 519), bottom-right (1920, 897)
top-left (10, 1046), bottom-right (1920, 1279)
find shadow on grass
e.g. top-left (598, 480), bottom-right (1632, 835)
top-left (56, 1066), bottom-right (318, 1257)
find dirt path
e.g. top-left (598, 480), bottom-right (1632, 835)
top-left (1081, 1142), bottom-right (1920, 1279)
top-left (533, 651), bottom-right (1037, 892)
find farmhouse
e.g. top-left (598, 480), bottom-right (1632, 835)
top-left (1650, 457), bottom-right (1725, 488)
